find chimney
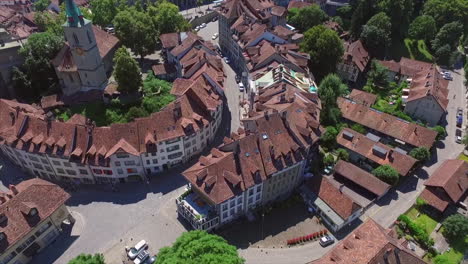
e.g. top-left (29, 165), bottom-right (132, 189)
top-left (173, 100), bottom-right (182, 120)
top-left (9, 185), bottom-right (18, 195)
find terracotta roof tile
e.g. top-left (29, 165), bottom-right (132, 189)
top-left (348, 89), bottom-right (377, 106)
top-left (425, 159), bottom-right (468, 203)
top-left (343, 40), bottom-right (369, 72)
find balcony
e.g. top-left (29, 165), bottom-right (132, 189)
top-left (176, 190), bottom-right (220, 231)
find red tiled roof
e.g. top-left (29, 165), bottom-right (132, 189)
top-left (92, 25), bottom-right (120, 58)
top-left (348, 89), bottom-right (377, 107)
top-left (40, 94), bottom-right (64, 110)
top-left (152, 63), bottom-right (176, 76)
top-left (159, 32), bottom-right (179, 50)
top-left (306, 176), bottom-right (361, 220)
top-left (407, 67), bottom-right (449, 111)
top-left (287, 0), bottom-right (312, 9)
top-left (419, 187), bottom-right (451, 212)
top-left (338, 97), bottom-right (437, 148)
top-left (337, 128), bottom-right (417, 176)
top-left (334, 160), bottom-right (391, 197)
top-left (310, 219), bottom-right (427, 264)
top-left (380, 57), bottom-right (433, 78)
top-left (425, 159), bottom-right (468, 204)
top-left (0, 179), bottom-right (70, 254)
top-left (271, 6), bottom-right (285, 16)
top-left (342, 40), bottom-right (369, 72)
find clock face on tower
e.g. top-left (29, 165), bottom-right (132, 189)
top-left (76, 47), bottom-right (85, 56)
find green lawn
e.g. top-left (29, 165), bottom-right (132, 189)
top-left (406, 207), bottom-right (438, 235)
top-left (458, 153), bottom-right (468, 162)
top-left (404, 39), bottom-right (434, 62)
top-left (433, 235), bottom-right (468, 264)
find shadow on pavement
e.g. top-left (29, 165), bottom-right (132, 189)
top-left (333, 218), bottom-right (363, 240)
top-left (31, 225), bottom-right (79, 264)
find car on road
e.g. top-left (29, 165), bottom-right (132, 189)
top-left (134, 250), bottom-right (150, 264)
top-left (200, 23), bottom-right (207, 28)
top-left (128, 240), bottom-right (147, 260)
top-left (223, 57), bottom-right (230, 64)
top-left (319, 235), bottom-right (334, 247)
top-left (457, 115), bottom-right (463, 127)
top-left (212, 16), bottom-right (218, 22)
top-left (456, 129), bottom-right (462, 143)
top-left (212, 33), bottom-right (219, 40)
top-left (235, 75), bottom-right (241, 83)
top-left (443, 73), bottom-right (453, 81)
top-left (194, 26), bottom-right (200, 32)
top-left (458, 107), bottom-right (463, 116)
top-left (238, 82), bottom-right (244, 92)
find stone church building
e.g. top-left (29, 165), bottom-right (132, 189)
top-left (52, 0), bottom-right (119, 96)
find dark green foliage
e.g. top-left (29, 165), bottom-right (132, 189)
top-left (409, 147), bottom-right (431, 162)
top-left (397, 214), bottom-right (434, 248)
top-left (287, 5), bottom-right (327, 32)
top-left (34, 0), bottom-right (51, 12)
top-left (367, 59), bottom-right (389, 89)
top-left (141, 71), bottom-right (175, 113)
top-left (300, 26), bottom-right (344, 78)
top-left (415, 197), bottom-right (427, 210)
top-left (320, 126), bottom-right (339, 149)
top-left (350, 0), bottom-right (378, 38)
top-left (90, 0), bottom-right (118, 27)
top-left (372, 165), bottom-right (399, 185)
top-left (317, 74), bottom-right (348, 125)
top-left (155, 230), bottom-right (244, 264)
top-left (423, 0), bottom-right (468, 30)
top-left (442, 214), bottom-right (468, 240)
top-left (323, 153), bottom-right (335, 166)
top-left (125, 106), bottom-right (149, 121)
top-left (148, 1), bottom-right (191, 35)
top-left (113, 46), bottom-right (142, 93)
top-left (432, 22), bottom-right (463, 51)
top-left (350, 123), bottom-right (366, 134)
top-left (113, 8), bottom-right (157, 58)
top-left (360, 12), bottom-right (391, 52)
top-left (431, 125), bottom-right (446, 140)
top-left (378, 0), bottom-right (413, 39)
top-left (336, 148), bottom-right (349, 161)
top-left (408, 15), bottom-right (437, 42)
top-left (68, 254), bottom-right (105, 264)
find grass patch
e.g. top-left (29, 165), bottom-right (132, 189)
top-left (434, 235), bottom-right (468, 264)
top-left (404, 39), bottom-right (434, 62)
top-left (405, 207), bottom-right (438, 235)
top-left (458, 153), bottom-right (468, 162)
top-left (56, 73), bottom-right (175, 126)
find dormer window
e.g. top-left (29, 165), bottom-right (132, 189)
top-left (0, 232), bottom-right (5, 241)
top-left (29, 208), bottom-right (38, 217)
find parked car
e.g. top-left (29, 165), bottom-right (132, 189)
top-left (143, 255), bottom-right (157, 264)
top-left (235, 75), bottom-right (241, 83)
top-left (238, 82), bottom-right (244, 92)
top-left (456, 129), bottom-right (462, 143)
top-left (104, 26), bottom-right (115, 33)
top-left (200, 23), bottom-right (207, 28)
top-left (128, 240), bottom-right (147, 260)
top-left (194, 26), bottom-right (200, 32)
top-left (443, 73), bottom-right (453, 81)
top-left (319, 235), bottom-right (335, 247)
top-left (458, 107), bottom-right (463, 116)
top-left (223, 57), bottom-right (230, 64)
top-left (457, 115), bottom-right (463, 127)
top-left (212, 16), bottom-right (218, 22)
top-left (212, 33), bottom-right (219, 40)
top-left (134, 250), bottom-right (150, 264)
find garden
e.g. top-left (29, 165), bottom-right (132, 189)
top-left (56, 72), bottom-right (175, 126)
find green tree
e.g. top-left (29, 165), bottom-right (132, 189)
top-left (90, 0), bottom-right (118, 27)
top-left (156, 230), bottom-right (244, 264)
top-left (148, 1), bottom-right (191, 35)
top-left (423, 0), bottom-right (468, 30)
top-left (409, 147), bottom-right (431, 162)
top-left (287, 5), bottom-right (327, 32)
top-left (408, 15), bottom-right (437, 42)
top-left (336, 148), bottom-right (349, 161)
top-left (113, 46), bottom-right (142, 93)
top-left (367, 59), bottom-right (389, 89)
top-left (113, 8), bottom-right (157, 58)
top-left (432, 22), bottom-right (463, 52)
top-left (68, 253), bottom-right (105, 264)
top-left (351, 123), bottom-right (366, 134)
top-left (317, 74), bottom-right (348, 125)
top-left (442, 214), bottom-right (468, 240)
top-left (372, 165), bottom-right (399, 185)
top-left (431, 125), bottom-right (446, 140)
top-left (17, 32), bottom-right (63, 99)
top-left (301, 25), bottom-right (344, 78)
top-left (433, 255), bottom-right (453, 264)
top-left (320, 126), bottom-right (339, 148)
top-left (34, 0), bottom-right (50, 12)
top-left (350, 0), bottom-right (378, 38)
top-left (360, 12), bottom-right (391, 53)
top-left (126, 106), bottom-right (149, 121)
top-left (323, 153), bottom-right (335, 166)
top-left (378, 0), bottom-right (413, 39)
top-left (11, 67), bottom-right (31, 98)
top-left (434, 44), bottom-right (452, 66)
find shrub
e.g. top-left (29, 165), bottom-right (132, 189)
top-left (320, 126), bottom-right (339, 148)
top-left (410, 147), bottom-right (431, 162)
top-left (416, 198), bottom-right (427, 210)
top-left (372, 165), bottom-right (399, 185)
top-left (336, 148), bottom-right (349, 161)
top-left (323, 154), bottom-right (335, 166)
top-left (350, 123), bottom-right (366, 134)
top-left (442, 214), bottom-right (468, 240)
top-left (397, 214), bottom-right (434, 248)
top-left (431, 125), bottom-right (446, 140)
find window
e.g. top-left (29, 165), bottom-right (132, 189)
top-left (146, 160), bottom-right (150, 165)
top-left (45, 166), bottom-right (52, 172)
top-left (117, 168), bottom-right (123, 174)
top-left (166, 137), bottom-right (180, 144)
top-left (117, 153), bottom-right (130, 159)
top-left (29, 155), bottom-right (39, 162)
top-left (115, 161), bottom-right (121, 166)
top-left (184, 142), bottom-right (191, 148)
top-left (230, 200), bottom-right (235, 207)
top-left (41, 158), bottom-right (48, 164)
top-left (56, 168), bottom-right (65, 174)
top-left (237, 197), bottom-right (242, 204)
top-left (230, 209), bottom-right (235, 216)
top-left (33, 163), bottom-right (43, 170)
top-left (79, 169), bottom-right (88, 175)
top-left (29, 208), bottom-right (38, 216)
top-left (168, 152), bottom-right (183, 160)
top-left (0, 232), bottom-right (5, 241)
top-left (249, 189), bottom-right (254, 196)
top-left (124, 160), bottom-right (135, 166)
top-left (152, 159), bottom-right (158, 164)
top-left (93, 169), bottom-right (102, 174)
top-left (1, 252), bottom-right (16, 264)
top-left (16, 235), bottom-right (36, 253)
top-left (63, 162), bottom-right (72, 168)
top-left (66, 169), bottom-right (76, 175)
top-left (256, 193), bottom-right (261, 201)
top-left (166, 145), bottom-right (180, 152)
top-left (127, 168), bottom-right (137, 173)
top-left (52, 160), bottom-right (60, 166)
top-left (256, 185), bottom-right (262, 192)
top-left (248, 197), bottom-right (253, 204)
top-left (104, 170), bottom-right (113, 175)
top-left (223, 212), bottom-right (228, 218)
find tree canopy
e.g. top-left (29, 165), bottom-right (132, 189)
top-left (423, 0), bottom-right (468, 30)
top-left (320, 126), bottom-right (339, 149)
top-left (113, 46), bottom-right (142, 93)
top-left (34, 0), bottom-right (51, 12)
top-left (68, 254), bottom-right (105, 264)
top-left (287, 5), bottom-right (327, 32)
top-left (350, 0), bottom-right (378, 38)
top-left (409, 147), bottom-right (431, 162)
top-left (360, 12), bottom-right (391, 53)
top-left (366, 59), bottom-right (389, 89)
top-left (372, 165), bottom-right (399, 185)
top-left (155, 230), bottom-right (244, 264)
top-left (318, 74), bottom-right (348, 125)
top-left (432, 22), bottom-right (464, 51)
top-left (113, 8), bottom-right (157, 59)
top-left (442, 214), bottom-right (468, 240)
top-left (148, 1), bottom-right (191, 35)
top-left (90, 0), bottom-right (119, 27)
top-left (300, 25), bottom-right (344, 78)
top-left (378, 0), bottom-right (413, 39)
top-left (408, 15), bottom-right (437, 42)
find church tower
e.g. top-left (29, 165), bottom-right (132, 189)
top-left (63, 0), bottom-right (107, 91)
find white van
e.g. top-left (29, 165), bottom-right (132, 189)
top-left (127, 240), bottom-right (147, 260)
top-left (238, 82), bottom-right (244, 92)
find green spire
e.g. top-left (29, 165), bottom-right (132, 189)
top-left (65, 0), bottom-right (84, 27)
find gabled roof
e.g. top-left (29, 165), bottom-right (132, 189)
top-left (406, 67), bottom-right (449, 111)
top-left (338, 97), bottom-right (437, 148)
top-left (425, 159), bottom-right (468, 203)
top-left (342, 40), bottom-right (369, 72)
top-left (348, 89), bottom-right (377, 107)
